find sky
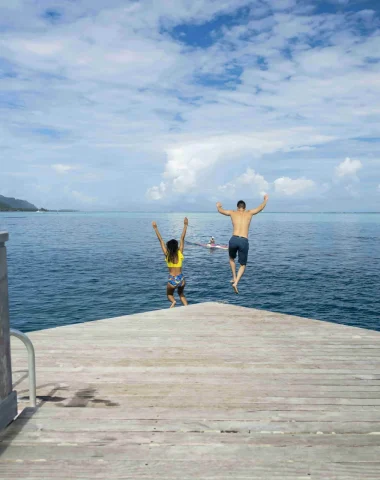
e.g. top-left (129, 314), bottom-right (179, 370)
top-left (0, 0), bottom-right (379, 211)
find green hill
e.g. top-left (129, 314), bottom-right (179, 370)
top-left (0, 201), bottom-right (12, 210)
top-left (0, 195), bottom-right (38, 211)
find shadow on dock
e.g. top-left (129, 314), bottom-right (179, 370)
top-left (0, 384), bottom-right (67, 459)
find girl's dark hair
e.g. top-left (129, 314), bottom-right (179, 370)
top-left (166, 239), bottom-right (179, 264)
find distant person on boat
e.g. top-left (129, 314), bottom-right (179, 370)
top-left (152, 218), bottom-right (189, 308)
top-left (216, 195), bottom-right (269, 294)
top-left (208, 236), bottom-right (215, 246)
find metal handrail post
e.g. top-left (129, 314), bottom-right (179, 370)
top-left (10, 329), bottom-right (36, 408)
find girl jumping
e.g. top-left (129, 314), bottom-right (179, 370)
top-left (152, 217), bottom-right (189, 308)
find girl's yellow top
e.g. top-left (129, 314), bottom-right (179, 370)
top-left (165, 250), bottom-right (184, 267)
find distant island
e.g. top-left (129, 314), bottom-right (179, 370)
top-left (0, 194), bottom-right (78, 212)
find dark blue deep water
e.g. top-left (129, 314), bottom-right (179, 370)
top-left (1, 212), bottom-right (379, 332)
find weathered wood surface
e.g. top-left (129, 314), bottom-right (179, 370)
top-left (1, 302), bottom-right (380, 479)
top-left (0, 232), bottom-right (17, 430)
top-left (0, 232), bottom-right (12, 400)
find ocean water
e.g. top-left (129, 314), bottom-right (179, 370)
top-left (0, 211), bottom-right (379, 333)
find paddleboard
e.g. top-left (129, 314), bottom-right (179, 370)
top-left (205, 243), bottom-right (228, 250)
top-left (187, 241), bottom-right (228, 250)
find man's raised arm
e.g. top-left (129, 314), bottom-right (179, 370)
top-left (216, 202), bottom-right (232, 216)
top-left (248, 194), bottom-right (269, 215)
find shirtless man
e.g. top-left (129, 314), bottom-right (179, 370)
top-left (216, 195), bottom-right (268, 294)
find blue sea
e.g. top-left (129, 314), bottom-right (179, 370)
top-left (0, 212), bottom-right (379, 332)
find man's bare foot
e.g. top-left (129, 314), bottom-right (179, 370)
top-left (231, 283), bottom-right (239, 294)
top-left (170, 301), bottom-right (176, 308)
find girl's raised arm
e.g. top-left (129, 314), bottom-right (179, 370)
top-left (179, 217), bottom-right (188, 253)
top-left (152, 221), bottom-right (167, 256)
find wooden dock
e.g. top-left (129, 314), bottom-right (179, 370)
top-left (1, 302), bottom-right (380, 479)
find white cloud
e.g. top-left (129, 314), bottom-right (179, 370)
top-left (151, 129), bottom-right (334, 197)
top-left (335, 157), bottom-right (363, 177)
top-left (162, 140), bottom-right (232, 194)
top-left (52, 164), bottom-right (76, 174)
top-left (146, 182), bottom-right (166, 201)
top-left (218, 168), bottom-right (269, 197)
top-left (238, 168), bottom-right (269, 195)
top-left (218, 182), bottom-right (236, 194)
top-left (274, 177), bottom-right (315, 196)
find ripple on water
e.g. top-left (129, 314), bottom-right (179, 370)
top-left (0, 211), bottom-right (379, 332)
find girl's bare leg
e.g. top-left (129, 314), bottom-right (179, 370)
top-left (166, 284), bottom-right (176, 308)
top-left (178, 283), bottom-right (188, 306)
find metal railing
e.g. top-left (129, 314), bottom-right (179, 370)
top-left (10, 329), bottom-right (36, 408)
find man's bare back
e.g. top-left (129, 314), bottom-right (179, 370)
top-left (229, 210), bottom-right (254, 238)
top-left (216, 196), bottom-right (269, 294)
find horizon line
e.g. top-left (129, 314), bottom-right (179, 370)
top-left (3, 210), bottom-right (380, 214)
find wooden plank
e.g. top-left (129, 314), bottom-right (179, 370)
top-left (18, 406), bottom-right (380, 421)
top-left (2, 433), bottom-right (380, 451)
top-left (2, 422), bottom-right (380, 441)
top-left (1, 459), bottom-right (380, 480)
top-left (1, 442), bottom-right (380, 462)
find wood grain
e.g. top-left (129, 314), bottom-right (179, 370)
top-left (1, 302), bottom-right (380, 479)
